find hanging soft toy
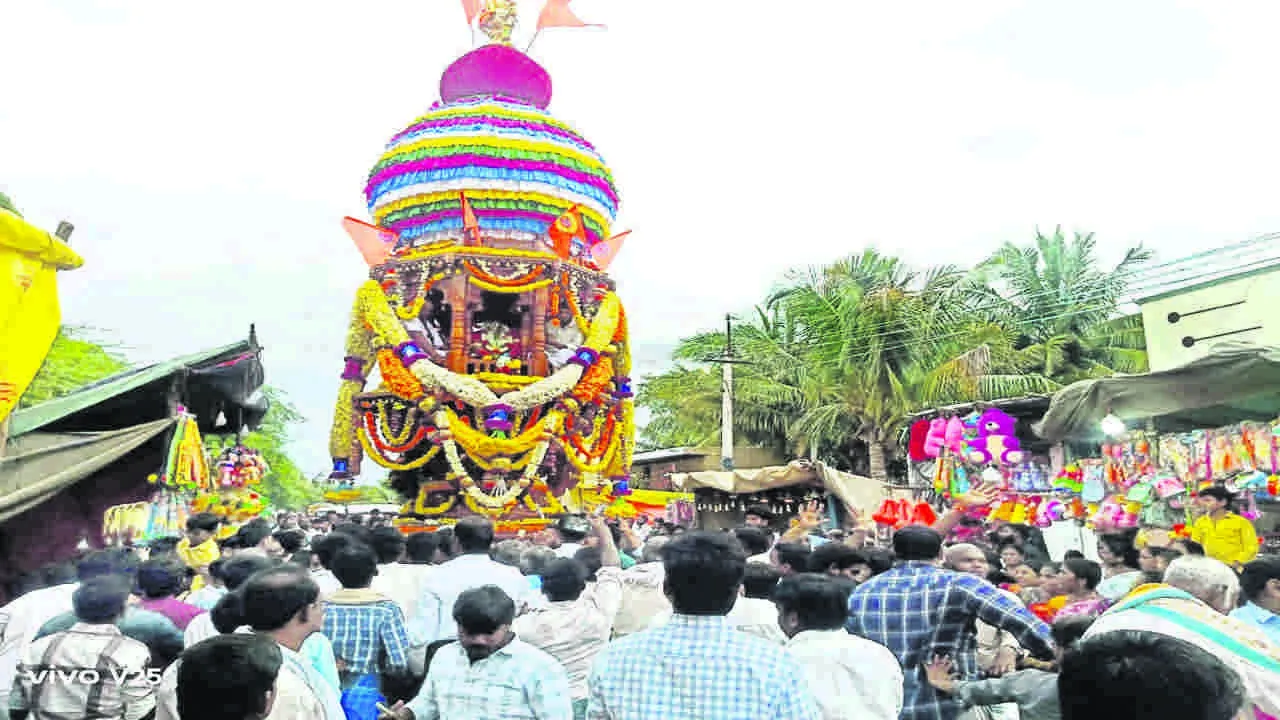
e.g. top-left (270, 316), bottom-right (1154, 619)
top-left (944, 416), bottom-right (967, 456)
top-left (968, 409), bottom-right (1024, 465)
top-left (921, 417), bottom-right (952, 456)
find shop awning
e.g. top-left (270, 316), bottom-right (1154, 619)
top-left (1033, 342), bottom-right (1280, 442)
top-left (0, 418), bottom-right (174, 524)
top-left (670, 460), bottom-right (892, 514)
top-left (8, 329), bottom-right (267, 439)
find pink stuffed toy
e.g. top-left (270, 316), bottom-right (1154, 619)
top-left (944, 417), bottom-right (966, 455)
top-left (968, 408), bottom-right (1024, 465)
top-left (922, 418), bottom-right (947, 459)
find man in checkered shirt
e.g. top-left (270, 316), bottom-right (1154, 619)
top-left (847, 526), bottom-right (1054, 720)
top-left (585, 531), bottom-right (820, 720)
top-left (10, 577), bottom-right (155, 720)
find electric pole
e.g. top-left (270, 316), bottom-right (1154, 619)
top-left (707, 313), bottom-right (750, 470)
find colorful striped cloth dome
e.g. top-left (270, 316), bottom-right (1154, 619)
top-left (365, 89), bottom-right (619, 248)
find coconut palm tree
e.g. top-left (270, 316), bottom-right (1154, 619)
top-left (976, 227), bottom-right (1151, 382)
top-left (638, 249), bottom-right (1056, 483)
top-left (776, 250), bottom-right (1053, 482)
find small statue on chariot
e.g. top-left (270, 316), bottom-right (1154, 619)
top-left (328, 0), bottom-right (633, 535)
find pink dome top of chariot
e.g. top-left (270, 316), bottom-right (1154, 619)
top-left (440, 44), bottom-right (553, 109)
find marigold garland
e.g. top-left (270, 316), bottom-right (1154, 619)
top-left (571, 355), bottom-right (614, 404)
top-left (361, 410), bottom-right (430, 454)
top-left (396, 244), bottom-right (559, 264)
top-left (445, 406), bottom-right (558, 458)
top-left (568, 411), bottom-right (618, 461)
top-left (470, 276), bottom-right (554, 294)
top-left (356, 279), bottom-right (412, 349)
top-left (412, 483), bottom-right (456, 514)
top-left (378, 349), bottom-right (426, 400)
top-left (359, 434), bottom-right (440, 470)
top-left (562, 432), bottom-right (621, 474)
top-left (462, 260), bottom-right (545, 287)
top-left (329, 313), bottom-right (372, 459)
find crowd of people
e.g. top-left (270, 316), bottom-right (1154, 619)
top-left (0, 490), bottom-right (1278, 720)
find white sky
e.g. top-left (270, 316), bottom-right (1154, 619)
top-left (4, 0), bottom-right (1280, 478)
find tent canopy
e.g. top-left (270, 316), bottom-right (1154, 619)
top-left (1033, 342), bottom-right (1280, 442)
top-left (670, 460), bottom-right (890, 515)
top-left (9, 331), bottom-right (267, 439)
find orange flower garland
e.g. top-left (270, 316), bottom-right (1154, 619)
top-left (377, 349), bottom-right (426, 400)
top-left (571, 355), bottom-right (614, 403)
top-left (462, 260), bottom-right (545, 287)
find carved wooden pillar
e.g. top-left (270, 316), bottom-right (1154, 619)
top-left (531, 285), bottom-right (549, 376)
top-left (447, 277), bottom-right (468, 373)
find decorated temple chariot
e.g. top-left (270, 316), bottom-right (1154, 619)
top-left (328, 0), bottom-right (634, 534)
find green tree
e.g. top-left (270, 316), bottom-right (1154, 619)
top-left (977, 226), bottom-right (1151, 382)
top-left (0, 191), bottom-right (19, 216)
top-left (211, 386), bottom-right (324, 510)
top-left (20, 326), bottom-right (129, 408)
top-left (639, 249), bottom-right (1056, 482)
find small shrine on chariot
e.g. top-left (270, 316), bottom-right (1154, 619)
top-left (327, 0), bottom-right (635, 535)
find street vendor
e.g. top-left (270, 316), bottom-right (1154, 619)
top-left (1190, 486), bottom-right (1259, 569)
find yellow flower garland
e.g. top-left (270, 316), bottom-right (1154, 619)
top-left (412, 484), bottom-right (456, 514)
top-left (445, 406), bottom-right (559, 458)
top-left (329, 311), bottom-right (373, 459)
top-left (469, 276), bottom-right (555, 294)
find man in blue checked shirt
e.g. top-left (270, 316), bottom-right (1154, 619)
top-left (847, 525), bottom-right (1054, 720)
top-left (585, 531), bottom-right (820, 720)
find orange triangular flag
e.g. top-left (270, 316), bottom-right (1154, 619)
top-left (461, 0), bottom-right (483, 23)
top-left (342, 217), bottom-right (398, 267)
top-left (537, 0), bottom-right (604, 30)
top-left (590, 230), bottom-right (630, 271)
top-left (460, 192), bottom-right (480, 246)
top-left (547, 205), bottom-right (584, 259)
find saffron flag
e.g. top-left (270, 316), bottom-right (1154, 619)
top-left (462, 0), bottom-right (483, 23)
top-left (547, 205), bottom-right (585, 259)
top-left (590, 230), bottom-right (630, 271)
top-left (460, 192), bottom-right (481, 245)
top-left (537, 0), bottom-right (604, 30)
top-left (341, 217), bottom-right (398, 267)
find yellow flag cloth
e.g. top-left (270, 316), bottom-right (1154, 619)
top-left (0, 210), bottom-right (83, 423)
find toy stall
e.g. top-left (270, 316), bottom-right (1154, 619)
top-left (903, 400), bottom-right (1087, 547)
top-left (1033, 343), bottom-right (1280, 552)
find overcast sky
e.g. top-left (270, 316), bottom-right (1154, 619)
top-left (5, 0), bottom-right (1280, 479)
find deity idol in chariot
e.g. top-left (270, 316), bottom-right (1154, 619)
top-left (327, 0), bottom-right (634, 534)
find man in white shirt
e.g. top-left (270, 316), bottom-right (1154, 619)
top-left (609, 537), bottom-right (671, 638)
top-left (371, 529), bottom-right (438, 677)
top-left (418, 518), bottom-right (531, 644)
top-left (383, 586), bottom-right (573, 720)
top-left (727, 563), bottom-right (787, 645)
top-left (775, 574), bottom-right (903, 720)
top-left (514, 515), bottom-right (622, 716)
